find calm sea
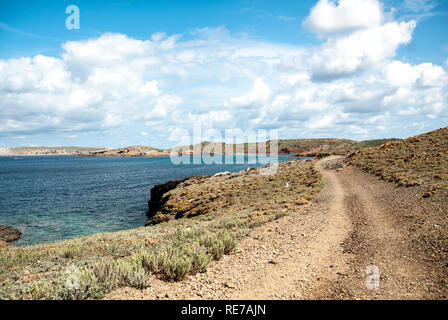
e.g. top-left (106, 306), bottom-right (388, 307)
top-left (0, 155), bottom-right (294, 245)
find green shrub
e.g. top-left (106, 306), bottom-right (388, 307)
top-left (200, 229), bottom-right (237, 260)
top-left (0, 248), bottom-right (49, 273)
top-left (190, 247), bottom-right (212, 273)
top-left (159, 253), bottom-right (192, 281)
top-left (92, 260), bottom-right (120, 290)
top-left (61, 245), bottom-right (82, 259)
top-left (136, 231), bottom-right (213, 281)
top-left (115, 260), bottom-right (151, 289)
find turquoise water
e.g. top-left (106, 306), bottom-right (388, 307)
top-left (0, 155), bottom-right (293, 245)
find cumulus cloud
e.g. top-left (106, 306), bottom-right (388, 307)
top-left (303, 0), bottom-right (418, 81)
top-left (310, 21), bottom-right (416, 80)
top-left (0, 30), bottom-right (307, 141)
top-left (0, 5), bottom-right (447, 146)
top-left (384, 60), bottom-right (446, 88)
top-left (303, 0), bottom-right (385, 37)
top-left (227, 78), bottom-right (271, 107)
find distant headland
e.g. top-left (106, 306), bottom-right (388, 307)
top-left (0, 138), bottom-right (397, 158)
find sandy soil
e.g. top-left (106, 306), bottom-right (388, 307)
top-left (107, 156), bottom-right (447, 300)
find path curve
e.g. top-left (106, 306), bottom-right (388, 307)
top-left (108, 156), bottom-right (446, 300)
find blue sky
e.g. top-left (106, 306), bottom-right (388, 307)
top-left (0, 0), bottom-right (447, 148)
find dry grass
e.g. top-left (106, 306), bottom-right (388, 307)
top-left (148, 159), bottom-right (322, 224)
top-left (348, 126), bottom-right (448, 198)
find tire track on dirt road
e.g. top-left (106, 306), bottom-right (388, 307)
top-left (108, 156), bottom-right (445, 299)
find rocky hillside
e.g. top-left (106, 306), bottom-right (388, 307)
top-left (277, 138), bottom-right (397, 156)
top-left (3, 138), bottom-right (396, 158)
top-left (170, 138), bottom-right (397, 157)
top-left (78, 145), bottom-right (170, 157)
top-left (348, 126), bottom-right (448, 198)
top-left (146, 159), bottom-right (322, 225)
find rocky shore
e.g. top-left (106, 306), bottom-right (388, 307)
top-left (145, 160), bottom-right (322, 226)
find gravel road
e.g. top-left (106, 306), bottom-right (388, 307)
top-left (107, 156), bottom-right (447, 300)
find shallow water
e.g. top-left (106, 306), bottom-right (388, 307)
top-left (0, 154), bottom-right (295, 245)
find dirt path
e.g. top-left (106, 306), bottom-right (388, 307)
top-left (108, 156), bottom-right (446, 300)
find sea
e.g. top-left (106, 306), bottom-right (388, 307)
top-left (0, 154), bottom-right (295, 245)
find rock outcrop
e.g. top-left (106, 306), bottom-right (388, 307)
top-left (146, 175), bottom-right (208, 225)
top-left (144, 159), bottom-right (322, 226)
top-left (147, 178), bottom-right (189, 219)
top-left (0, 225), bottom-right (22, 248)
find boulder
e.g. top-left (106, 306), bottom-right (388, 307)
top-left (0, 225), bottom-right (22, 242)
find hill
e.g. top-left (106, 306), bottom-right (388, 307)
top-left (348, 126), bottom-right (448, 197)
top-left (0, 146), bottom-right (107, 156)
top-left (4, 138), bottom-right (397, 158)
top-left (170, 138), bottom-right (398, 157)
top-left (78, 145), bottom-right (170, 157)
top-left (277, 138), bottom-right (398, 156)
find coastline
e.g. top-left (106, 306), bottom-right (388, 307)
top-left (1, 126), bottom-right (447, 299)
top-left (0, 157), bottom-right (323, 299)
top-left (1, 156), bottom-right (300, 247)
top-left (0, 137), bottom-right (396, 158)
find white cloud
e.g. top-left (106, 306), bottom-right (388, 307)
top-left (140, 80), bottom-right (160, 96)
top-left (384, 60), bottom-right (446, 87)
top-left (307, 114), bottom-right (335, 129)
top-left (309, 21), bottom-right (416, 80)
top-left (303, 0), bottom-right (385, 37)
top-left (145, 95), bottom-right (183, 121)
top-left (0, 18), bottom-right (446, 146)
top-left (228, 78), bottom-right (271, 107)
top-left (303, 0), bottom-right (417, 81)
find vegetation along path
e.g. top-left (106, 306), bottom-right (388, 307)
top-left (109, 155), bottom-right (447, 299)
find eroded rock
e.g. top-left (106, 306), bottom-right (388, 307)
top-left (0, 225), bottom-right (22, 243)
top-left (146, 175), bottom-right (208, 219)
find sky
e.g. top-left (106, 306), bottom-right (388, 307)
top-left (0, 0), bottom-right (447, 148)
